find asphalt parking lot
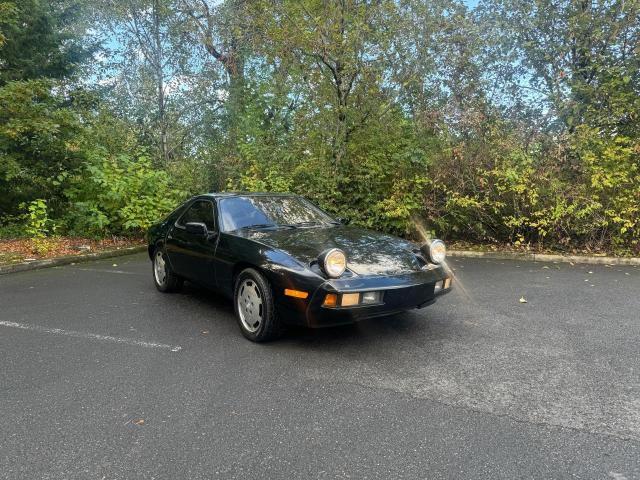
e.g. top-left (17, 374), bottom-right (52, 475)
top-left (1, 253), bottom-right (639, 479)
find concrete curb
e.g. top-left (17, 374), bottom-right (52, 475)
top-left (449, 249), bottom-right (640, 266)
top-left (0, 245), bottom-right (148, 275)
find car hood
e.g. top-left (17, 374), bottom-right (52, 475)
top-left (239, 225), bottom-right (422, 276)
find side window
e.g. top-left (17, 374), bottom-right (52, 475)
top-left (178, 201), bottom-right (216, 231)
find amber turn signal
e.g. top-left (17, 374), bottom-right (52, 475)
top-left (322, 293), bottom-right (338, 307)
top-left (284, 289), bottom-right (309, 299)
top-left (340, 293), bottom-right (360, 307)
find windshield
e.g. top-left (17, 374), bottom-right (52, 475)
top-left (219, 196), bottom-right (336, 232)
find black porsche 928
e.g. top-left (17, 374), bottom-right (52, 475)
top-left (147, 193), bottom-right (452, 342)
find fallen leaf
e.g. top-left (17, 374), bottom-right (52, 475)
top-left (519, 296), bottom-right (527, 303)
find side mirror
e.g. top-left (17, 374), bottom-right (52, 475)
top-left (185, 222), bottom-right (208, 236)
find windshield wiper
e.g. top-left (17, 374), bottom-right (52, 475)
top-left (238, 223), bottom-right (277, 230)
top-left (239, 223), bottom-right (298, 231)
top-left (283, 221), bottom-right (323, 228)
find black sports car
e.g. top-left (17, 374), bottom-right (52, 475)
top-left (147, 193), bottom-right (452, 341)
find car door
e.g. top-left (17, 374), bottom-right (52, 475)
top-left (166, 199), bottom-right (219, 287)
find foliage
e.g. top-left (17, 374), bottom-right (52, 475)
top-left (0, 221), bottom-right (27, 239)
top-left (64, 151), bottom-right (187, 236)
top-left (571, 127), bottom-right (640, 249)
top-left (0, 0), bottom-right (93, 85)
top-left (0, 80), bottom-right (86, 219)
top-left (198, 0), bottom-right (640, 253)
top-left (0, 1), bottom-right (18, 49)
top-left (23, 199), bottom-right (52, 238)
top-left (94, 0), bottom-right (224, 166)
top-left (0, 79), bottom-right (185, 240)
top-left (1, 0), bottom-right (639, 255)
top-left (231, 93), bottom-right (435, 236)
top-left (21, 198), bottom-right (57, 255)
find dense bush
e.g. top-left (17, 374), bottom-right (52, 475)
top-left (0, 80), bottom-right (188, 239)
top-left (64, 151), bottom-right (186, 237)
top-left (423, 132), bottom-right (638, 253)
top-left (231, 104), bottom-right (639, 254)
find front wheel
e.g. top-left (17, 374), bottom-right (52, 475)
top-left (234, 268), bottom-right (283, 342)
top-left (153, 247), bottom-right (183, 293)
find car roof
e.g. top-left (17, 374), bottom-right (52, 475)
top-left (199, 192), bottom-right (300, 199)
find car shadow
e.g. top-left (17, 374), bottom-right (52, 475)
top-left (178, 281), bottom-right (449, 349)
top-left (179, 281), bottom-right (234, 314)
top-left (280, 310), bottom-right (448, 349)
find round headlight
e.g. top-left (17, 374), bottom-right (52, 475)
top-left (320, 248), bottom-right (347, 278)
top-left (426, 239), bottom-right (446, 264)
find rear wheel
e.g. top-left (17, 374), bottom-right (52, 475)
top-left (153, 247), bottom-right (183, 293)
top-left (234, 268), bottom-right (282, 342)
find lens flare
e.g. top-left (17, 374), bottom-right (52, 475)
top-left (412, 216), bottom-right (474, 303)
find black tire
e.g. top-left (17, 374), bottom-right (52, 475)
top-left (233, 268), bottom-right (283, 342)
top-left (152, 246), bottom-right (183, 293)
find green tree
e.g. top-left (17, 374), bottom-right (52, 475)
top-left (0, 80), bottom-right (86, 218)
top-left (476, 0), bottom-right (640, 132)
top-left (0, 2), bottom-right (18, 49)
top-left (0, 0), bottom-right (93, 84)
top-left (173, 0), bottom-right (251, 171)
top-left (252, 0), bottom-right (399, 168)
top-left (96, 0), bottom-right (220, 166)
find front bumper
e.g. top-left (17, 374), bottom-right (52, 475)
top-left (300, 267), bottom-right (452, 327)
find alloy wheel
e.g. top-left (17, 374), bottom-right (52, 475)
top-left (237, 278), bottom-right (263, 333)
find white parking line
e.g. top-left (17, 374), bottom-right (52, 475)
top-left (0, 321), bottom-right (182, 352)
